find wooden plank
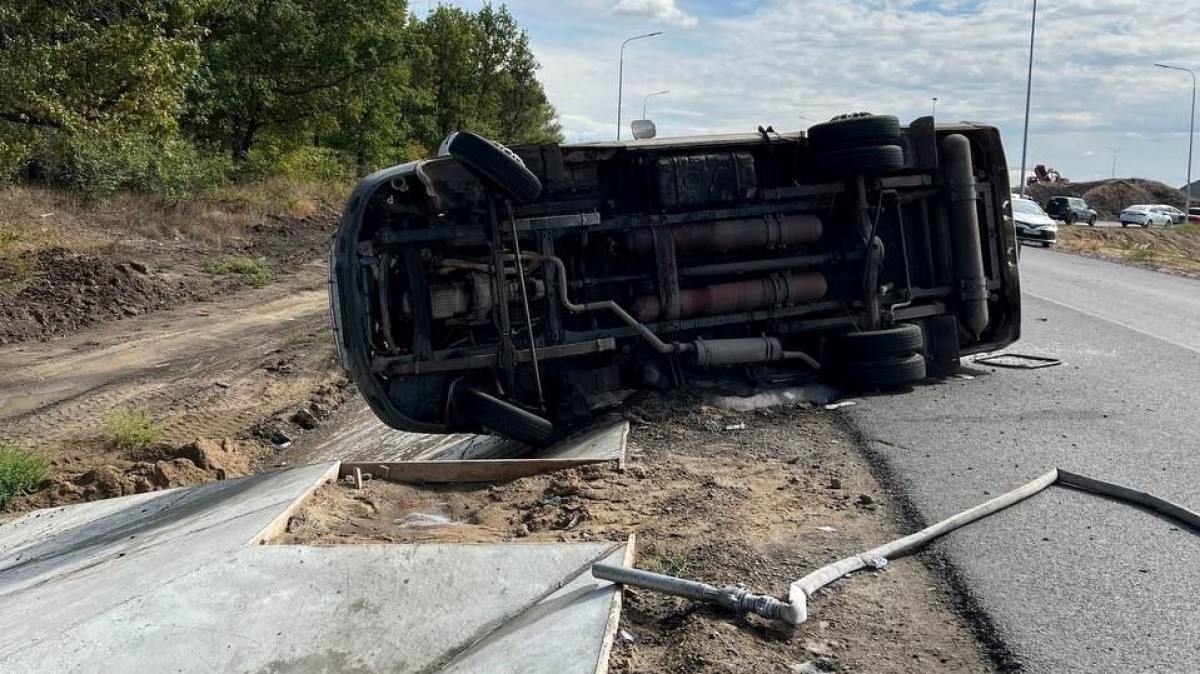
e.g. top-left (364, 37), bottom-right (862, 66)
top-left (593, 534), bottom-right (637, 674)
top-left (340, 457), bottom-right (620, 484)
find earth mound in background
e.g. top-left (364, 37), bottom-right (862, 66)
top-left (1026, 179), bottom-right (1187, 220)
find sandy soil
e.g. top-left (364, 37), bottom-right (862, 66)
top-left (277, 396), bottom-right (993, 674)
top-left (1054, 225), bottom-right (1200, 278)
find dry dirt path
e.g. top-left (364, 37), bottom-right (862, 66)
top-left (0, 261), bottom-right (343, 508)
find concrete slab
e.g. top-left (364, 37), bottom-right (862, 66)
top-left (0, 462), bottom-right (338, 660)
top-left (1, 542), bottom-right (630, 674)
top-left (341, 420), bottom-right (629, 484)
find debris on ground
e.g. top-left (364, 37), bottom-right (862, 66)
top-left (277, 396), bottom-right (991, 673)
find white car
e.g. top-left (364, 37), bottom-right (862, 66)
top-left (1011, 198), bottom-right (1057, 246)
top-left (1150, 204), bottom-right (1185, 225)
top-left (1119, 205), bottom-right (1172, 228)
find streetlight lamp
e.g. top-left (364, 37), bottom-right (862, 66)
top-left (642, 89), bottom-right (670, 119)
top-left (1018, 0), bottom-right (1038, 198)
top-left (617, 31), bottom-right (663, 141)
top-left (1155, 63), bottom-right (1197, 216)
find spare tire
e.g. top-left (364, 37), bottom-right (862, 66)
top-left (827, 324), bottom-right (925, 362)
top-left (808, 115), bottom-right (902, 151)
top-left (456, 387), bottom-right (555, 446)
top-left (834, 353), bottom-right (927, 391)
top-left (810, 144), bottom-right (905, 177)
top-left (440, 131), bottom-right (543, 205)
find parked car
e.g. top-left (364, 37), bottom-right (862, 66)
top-left (329, 115), bottom-right (1022, 444)
top-left (1119, 205), bottom-right (1172, 228)
top-left (1011, 198), bottom-right (1057, 247)
top-left (1044, 196), bottom-right (1097, 225)
top-left (1150, 204), bottom-right (1185, 224)
top-left (1191, 207), bottom-right (1200, 224)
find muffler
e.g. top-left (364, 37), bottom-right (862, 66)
top-left (633, 273), bottom-right (828, 322)
top-left (941, 134), bottom-right (989, 338)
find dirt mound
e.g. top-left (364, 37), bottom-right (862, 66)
top-left (11, 436), bottom-right (261, 509)
top-left (0, 248), bottom-right (195, 344)
top-left (244, 206), bottom-right (341, 268)
top-left (1026, 179), bottom-right (1186, 219)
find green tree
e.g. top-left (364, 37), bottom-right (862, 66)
top-left (405, 4), bottom-right (562, 152)
top-left (0, 1), bottom-right (202, 133)
top-left (186, 0), bottom-right (411, 162)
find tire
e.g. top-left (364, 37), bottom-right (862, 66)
top-left (1121, 221), bottom-right (1129, 228)
top-left (827, 324), bottom-right (925, 362)
top-left (1041, 241), bottom-right (1051, 248)
top-left (1088, 216), bottom-right (1096, 226)
top-left (810, 144), bottom-right (905, 177)
top-left (835, 354), bottom-right (928, 391)
top-left (1065, 213), bottom-right (1077, 226)
top-left (456, 388), bottom-right (555, 446)
top-left (807, 115), bottom-right (902, 151)
top-left (440, 130), bottom-right (543, 205)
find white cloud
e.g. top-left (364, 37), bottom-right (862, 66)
top-left (466, 1), bottom-right (1200, 186)
top-left (612, 0), bottom-right (698, 27)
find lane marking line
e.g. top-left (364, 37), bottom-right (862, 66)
top-left (1024, 291), bottom-right (1200, 357)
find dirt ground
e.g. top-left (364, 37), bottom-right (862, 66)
top-left (1054, 224), bottom-right (1200, 278)
top-left (278, 395), bottom-right (993, 674)
top-left (0, 187), bottom-right (352, 513)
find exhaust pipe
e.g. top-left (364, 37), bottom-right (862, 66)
top-left (940, 134), bottom-right (989, 338)
top-left (623, 214), bottom-right (822, 256)
top-left (633, 273), bottom-right (828, 322)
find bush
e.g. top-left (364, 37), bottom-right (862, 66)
top-left (202, 256), bottom-right (274, 287)
top-left (243, 144), bottom-right (354, 184)
top-left (29, 131), bottom-right (233, 200)
top-left (103, 408), bottom-right (164, 450)
top-left (0, 442), bottom-right (48, 509)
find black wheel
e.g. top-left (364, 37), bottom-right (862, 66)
top-left (807, 114), bottom-right (902, 151)
top-left (456, 388), bottom-right (555, 446)
top-left (1041, 241), bottom-right (1051, 248)
top-left (834, 354), bottom-right (928, 391)
top-left (1065, 213), bottom-right (1077, 226)
top-left (1121, 221), bottom-right (1129, 228)
top-left (1088, 216), bottom-right (1096, 226)
top-left (827, 324), bottom-right (925, 362)
top-left (439, 131), bottom-right (543, 205)
top-left (810, 144), bottom-right (905, 177)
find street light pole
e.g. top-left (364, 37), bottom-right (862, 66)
top-left (617, 31), bottom-right (663, 141)
top-left (1110, 147), bottom-right (1121, 179)
top-left (642, 89), bottom-right (670, 119)
top-left (1018, 0), bottom-right (1037, 198)
top-left (931, 97), bottom-right (938, 116)
top-left (1155, 63), bottom-right (1197, 216)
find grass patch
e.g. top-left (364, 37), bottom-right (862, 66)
top-left (282, 330), bottom-right (317, 347)
top-left (638, 549), bottom-right (690, 578)
top-left (1124, 248), bottom-right (1152, 263)
top-left (0, 442), bottom-right (48, 509)
top-left (202, 256), bottom-right (274, 287)
top-left (103, 408), bottom-right (164, 450)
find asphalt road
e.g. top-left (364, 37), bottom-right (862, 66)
top-left (845, 247), bottom-right (1200, 672)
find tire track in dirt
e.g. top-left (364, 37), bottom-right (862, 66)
top-left (0, 263), bottom-right (332, 458)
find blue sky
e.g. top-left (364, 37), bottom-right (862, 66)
top-left (443, 0), bottom-right (1199, 187)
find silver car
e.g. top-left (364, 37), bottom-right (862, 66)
top-left (1012, 198), bottom-right (1057, 247)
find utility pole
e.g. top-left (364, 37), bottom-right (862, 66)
top-left (1155, 63), bottom-right (1196, 216)
top-left (1018, 0), bottom-right (1038, 198)
top-left (931, 97), bottom-right (938, 116)
top-left (1110, 148), bottom-right (1121, 179)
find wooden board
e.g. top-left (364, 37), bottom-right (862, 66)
top-left (593, 534), bottom-right (637, 674)
top-left (339, 457), bottom-right (619, 484)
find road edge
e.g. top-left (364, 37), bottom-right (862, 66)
top-left (830, 411), bottom-right (1023, 673)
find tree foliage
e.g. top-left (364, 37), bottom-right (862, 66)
top-left (0, 1), bottom-right (562, 195)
